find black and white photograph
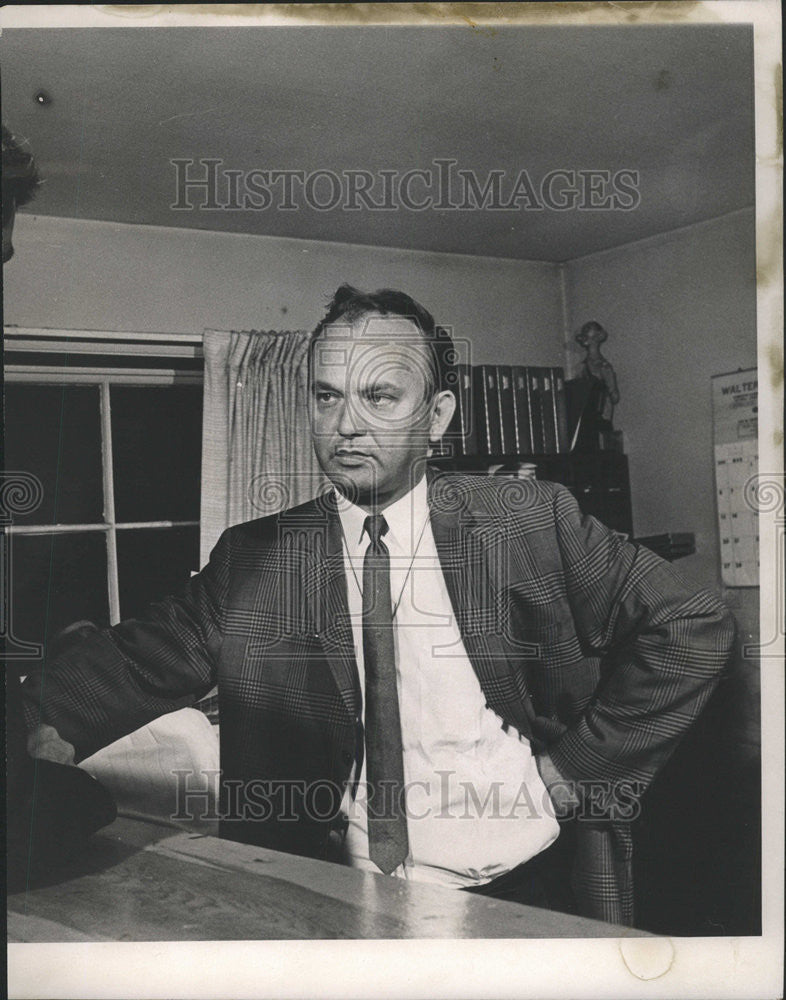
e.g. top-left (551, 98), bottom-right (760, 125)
top-left (2, 3), bottom-right (783, 998)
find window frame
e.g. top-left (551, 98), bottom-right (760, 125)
top-left (5, 328), bottom-right (204, 627)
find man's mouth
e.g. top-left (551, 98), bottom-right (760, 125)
top-left (334, 448), bottom-right (371, 465)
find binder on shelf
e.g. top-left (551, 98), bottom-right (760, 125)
top-left (446, 363), bottom-right (476, 456)
top-left (528, 368), bottom-right (545, 454)
top-left (496, 365), bottom-right (518, 455)
top-left (538, 367), bottom-right (557, 454)
top-left (443, 363), bottom-right (593, 459)
top-left (551, 367), bottom-right (570, 453)
top-left (511, 365), bottom-right (534, 455)
top-left (473, 365), bottom-right (502, 455)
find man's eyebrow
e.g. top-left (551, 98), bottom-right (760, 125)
top-left (311, 379), bottom-right (342, 392)
top-left (363, 381), bottom-right (400, 394)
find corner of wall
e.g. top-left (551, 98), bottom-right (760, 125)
top-left (557, 262), bottom-right (576, 377)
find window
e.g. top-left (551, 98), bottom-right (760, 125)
top-left (4, 329), bottom-right (204, 662)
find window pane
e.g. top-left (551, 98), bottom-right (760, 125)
top-left (111, 386), bottom-right (202, 522)
top-left (3, 384), bottom-right (104, 525)
top-left (9, 532), bottom-right (109, 657)
top-left (117, 526), bottom-right (200, 620)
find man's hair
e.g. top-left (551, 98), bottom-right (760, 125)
top-left (310, 284), bottom-right (458, 395)
top-left (2, 125), bottom-right (42, 209)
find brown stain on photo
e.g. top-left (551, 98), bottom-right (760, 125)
top-left (756, 204), bottom-right (783, 289)
top-left (95, 4), bottom-right (166, 15)
top-left (765, 341), bottom-right (784, 453)
top-left (766, 342), bottom-right (783, 390)
top-left (97, 2), bottom-right (708, 27)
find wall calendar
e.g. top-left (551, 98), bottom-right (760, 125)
top-left (712, 368), bottom-right (758, 587)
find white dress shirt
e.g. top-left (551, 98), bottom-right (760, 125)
top-left (336, 475), bottom-right (559, 888)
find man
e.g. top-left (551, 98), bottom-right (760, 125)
top-left (21, 286), bottom-right (736, 925)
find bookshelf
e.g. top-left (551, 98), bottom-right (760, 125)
top-left (436, 361), bottom-right (634, 536)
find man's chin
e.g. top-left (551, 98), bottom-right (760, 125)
top-left (323, 466), bottom-right (377, 507)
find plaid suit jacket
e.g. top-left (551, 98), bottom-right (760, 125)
top-left (22, 471), bottom-right (735, 925)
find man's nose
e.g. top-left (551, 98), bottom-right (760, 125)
top-left (336, 399), bottom-right (365, 437)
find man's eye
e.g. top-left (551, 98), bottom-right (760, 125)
top-left (369, 393), bottom-right (393, 406)
top-left (315, 391), bottom-right (337, 404)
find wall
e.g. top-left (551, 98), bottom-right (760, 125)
top-left (562, 208), bottom-right (757, 593)
top-left (3, 214), bottom-right (564, 367)
top-left (563, 207), bottom-right (759, 766)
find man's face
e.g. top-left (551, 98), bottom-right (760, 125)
top-left (310, 313), bottom-right (454, 510)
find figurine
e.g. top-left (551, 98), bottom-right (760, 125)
top-left (575, 321), bottom-right (620, 424)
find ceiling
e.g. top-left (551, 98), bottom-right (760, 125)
top-left (0, 24), bottom-right (755, 261)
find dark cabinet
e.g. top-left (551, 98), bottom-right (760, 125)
top-left (430, 451), bottom-right (634, 536)
top-left (538, 451), bottom-right (633, 536)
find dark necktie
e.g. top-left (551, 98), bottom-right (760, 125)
top-left (362, 513), bottom-right (409, 874)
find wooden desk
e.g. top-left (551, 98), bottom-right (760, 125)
top-left (8, 817), bottom-right (642, 940)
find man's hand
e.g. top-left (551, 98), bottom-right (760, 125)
top-left (27, 724), bottom-right (76, 765)
top-left (536, 751), bottom-right (581, 820)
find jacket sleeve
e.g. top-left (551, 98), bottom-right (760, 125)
top-left (545, 484), bottom-right (737, 792)
top-left (21, 528), bottom-right (232, 763)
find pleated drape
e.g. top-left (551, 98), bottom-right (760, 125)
top-left (200, 329), bottom-right (325, 564)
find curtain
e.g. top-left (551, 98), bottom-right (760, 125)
top-left (200, 329), bottom-right (325, 565)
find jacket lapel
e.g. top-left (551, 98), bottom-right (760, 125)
top-left (282, 494), bottom-right (361, 722)
top-left (428, 472), bottom-right (534, 741)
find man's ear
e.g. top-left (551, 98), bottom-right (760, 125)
top-left (428, 389), bottom-right (457, 443)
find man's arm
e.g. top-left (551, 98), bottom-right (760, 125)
top-left (544, 484), bottom-right (736, 796)
top-left (21, 528), bottom-right (232, 763)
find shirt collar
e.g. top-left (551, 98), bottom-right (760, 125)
top-left (335, 473), bottom-right (429, 555)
